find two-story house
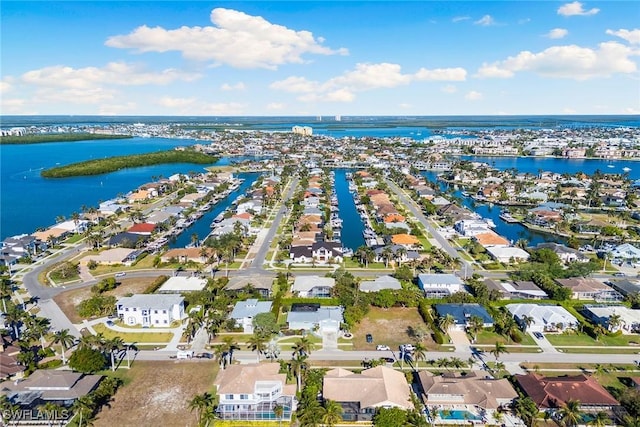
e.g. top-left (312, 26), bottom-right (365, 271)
top-left (116, 294), bottom-right (185, 327)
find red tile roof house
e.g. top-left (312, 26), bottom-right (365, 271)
top-left (127, 222), bottom-right (156, 235)
top-left (515, 373), bottom-right (621, 417)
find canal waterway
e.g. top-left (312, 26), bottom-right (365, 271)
top-left (422, 171), bottom-right (566, 246)
top-left (333, 169), bottom-right (366, 250)
top-left (168, 172), bottom-right (260, 248)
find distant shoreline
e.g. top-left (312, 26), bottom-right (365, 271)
top-left (0, 133), bottom-right (132, 145)
top-left (41, 149), bottom-right (218, 178)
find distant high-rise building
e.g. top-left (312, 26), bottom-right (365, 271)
top-left (335, 115), bottom-right (341, 122)
top-left (292, 125), bottom-right (313, 136)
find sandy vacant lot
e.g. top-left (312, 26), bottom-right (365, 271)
top-left (352, 306), bottom-right (436, 351)
top-left (54, 276), bottom-right (159, 323)
top-left (94, 361), bottom-right (218, 427)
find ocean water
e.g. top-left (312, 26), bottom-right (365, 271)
top-left (1, 115), bottom-right (638, 240)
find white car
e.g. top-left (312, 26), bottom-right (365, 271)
top-left (115, 272), bottom-right (126, 278)
top-left (376, 345), bottom-right (390, 351)
top-left (401, 344), bottom-right (415, 352)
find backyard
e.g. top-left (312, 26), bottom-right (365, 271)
top-left (53, 276), bottom-right (160, 323)
top-left (351, 306), bottom-right (439, 350)
top-left (94, 361), bottom-right (218, 427)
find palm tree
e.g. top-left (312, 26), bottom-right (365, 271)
top-left (520, 315), bottom-right (535, 332)
top-left (3, 305), bottom-right (24, 339)
top-left (247, 334), bottom-right (267, 363)
top-left (292, 336), bottom-right (315, 357)
top-left (221, 336), bottom-right (239, 366)
top-left (491, 341), bottom-right (508, 361)
top-left (558, 399), bottom-right (583, 427)
top-left (467, 315), bottom-right (484, 343)
top-left (588, 411), bottom-right (610, 427)
top-left (72, 395), bottom-right (95, 427)
top-left (593, 324), bottom-right (607, 342)
top-left (289, 353), bottom-right (308, 393)
top-left (104, 336), bottom-right (125, 371)
top-left (607, 314), bottom-right (622, 332)
top-left (51, 329), bottom-right (75, 364)
top-left (273, 403), bottom-right (285, 427)
top-left (413, 343), bottom-right (427, 367)
top-left (37, 402), bottom-right (62, 427)
top-left (321, 400), bottom-right (343, 427)
top-left (438, 313), bottom-right (455, 333)
top-left (188, 392), bottom-right (215, 426)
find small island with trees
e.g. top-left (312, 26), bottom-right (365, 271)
top-left (0, 133), bottom-right (132, 145)
top-left (41, 149), bottom-right (218, 178)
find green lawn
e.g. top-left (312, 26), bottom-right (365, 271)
top-left (545, 332), bottom-right (640, 346)
top-left (92, 324), bottom-right (173, 343)
top-left (557, 347), bottom-right (640, 354)
top-left (474, 330), bottom-right (537, 346)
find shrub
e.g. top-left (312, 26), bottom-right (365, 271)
top-left (143, 275), bottom-right (169, 294)
top-left (68, 347), bottom-right (107, 373)
top-left (39, 359), bottom-right (63, 369)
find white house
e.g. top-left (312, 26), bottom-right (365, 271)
top-left (292, 276), bottom-right (335, 298)
top-left (359, 275), bottom-right (402, 293)
top-left (583, 305), bottom-right (640, 334)
top-left (610, 243), bottom-right (640, 262)
top-left (287, 305), bottom-right (343, 331)
top-left (506, 304), bottom-right (578, 333)
top-left (417, 274), bottom-right (465, 298)
top-left (229, 299), bottom-right (273, 334)
top-left (485, 246), bottom-right (530, 263)
top-left (116, 294), bottom-right (185, 327)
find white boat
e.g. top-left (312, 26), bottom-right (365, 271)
top-left (623, 167), bottom-right (632, 172)
top-left (607, 164), bottom-right (615, 168)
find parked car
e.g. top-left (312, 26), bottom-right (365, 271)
top-left (366, 334), bottom-right (373, 343)
top-left (376, 345), bottom-right (390, 351)
top-left (613, 272), bottom-right (626, 277)
top-left (105, 320), bottom-right (114, 327)
top-left (401, 344), bottom-right (415, 352)
top-left (115, 272), bottom-right (126, 277)
top-left (382, 357), bottom-right (395, 363)
top-left (196, 352), bottom-right (213, 359)
top-left (533, 332), bottom-right (544, 339)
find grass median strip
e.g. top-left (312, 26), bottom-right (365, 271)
top-left (93, 323), bottom-right (173, 343)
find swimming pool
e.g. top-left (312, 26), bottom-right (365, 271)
top-left (438, 410), bottom-right (483, 421)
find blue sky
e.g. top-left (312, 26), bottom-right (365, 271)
top-left (1, 1), bottom-right (638, 116)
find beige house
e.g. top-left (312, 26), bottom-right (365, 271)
top-left (323, 366), bottom-right (414, 422)
top-left (418, 371), bottom-right (518, 424)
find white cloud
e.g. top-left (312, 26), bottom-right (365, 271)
top-left (563, 107), bottom-right (577, 114)
top-left (34, 87), bottom-right (117, 104)
top-left (465, 91), bottom-right (483, 101)
top-left (557, 2), bottom-right (599, 16)
top-left (1, 98), bottom-right (27, 113)
top-left (476, 42), bottom-right (638, 80)
top-left (156, 96), bottom-right (245, 115)
top-left (266, 102), bottom-right (285, 111)
top-left (625, 106), bottom-right (640, 114)
top-left (518, 18), bottom-right (531, 25)
top-left (271, 62), bottom-right (466, 103)
top-left (474, 15), bottom-right (496, 26)
top-left (606, 29), bottom-right (640, 45)
top-left (441, 84), bottom-right (458, 93)
top-left (546, 28), bottom-right (569, 39)
top-left (220, 82), bottom-right (246, 91)
top-left (21, 62), bottom-right (200, 89)
top-left (452, 16), bottom-right (470, 23)
top-left (105, 8), bottom-right (348, 70)
top-left (99, 102), bottom-right (137, 115)
top-left (0, 80), bottom-right (11, 94)
top-left (399, 103), bottom-right (412, 109)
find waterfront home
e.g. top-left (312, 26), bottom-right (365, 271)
top-left (359, 275), bottom-right (402, 293)
top-left (506, 304), bottom-right (578, 333)
top-left (323, 366), bottom-right (413, 422)
top-left (608, 279), bottom-right (640, 297)
top-left (286, 304), bottom-right (343, 331)
top-left (127, 222), bottom-right (156, 235)
top-left (554, 278), bottom-right (623, 301)
top-left (108, 232), bottom-right (149, 248)
top-left (609, 243), bottom-right (640, 263)
top-left (128, 189), bottom-right (154, 203)
top-left (1, 234), bottom-right (38, 259)
top-left (214, 363), bottom-right (296, 422)
top-left (526, 208), bottom-right (562, 228)
top-left (373, 245), bottom-right (419, 264)
top-left (418, 274), bottom-right (465, 298)
top-left (0, 370), bottom-right (102, 408)
top-left (311, 241), bottom-right (344, 263)
top-left (531, 242), bottom-right (589, 264)
top-left (157, 276), bottom-right (208, 293)
top-left (473, 231), bottom-right (510, 247)
top-left (291, 276), bottom-right (335, 298)
top-left (434, 304), bottom-right (493, 331)
top-left (161, 247), bottom-right (212, 264)
top-left (116, 294), bottom-right (185, 327)
top-left (582, 305), bottom-right (640, 334)
top-left (454, 219), bottom-right (492, 237)
top-left (229, 299), bottom-right (273, 334)
top-left (485, 246), bottom-right (530, 263)
top-left (484, 280), bottom-right (548, 300)
top-left (389, 233), bottom-right (420, 249)
top-left (82, 248), bottom-right (139, 266)
top-left (418, 371), bottom-right (517, 424)
top-left (515, 373), bottom-right (620, 414)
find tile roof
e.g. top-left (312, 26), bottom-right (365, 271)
top-left (515, 373), bottom-right (619, 409)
